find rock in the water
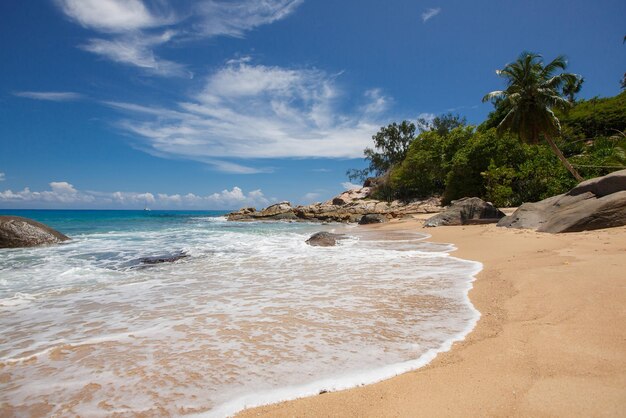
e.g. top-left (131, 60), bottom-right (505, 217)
top-left (0, 216), bottom-right (69, 248)
top-left (424, 197), bottom-right (505, 227)
top-left (359, 214), bottom-right (387, 225)
top-left (498, 170), bottom-right (626, 233)
top-left (137, 251), bottom-right (189, 265)
top-left (305, 232), bottom-right (346, 247)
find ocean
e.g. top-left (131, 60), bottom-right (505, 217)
top-left (0, 210), bottom-right (481, 417)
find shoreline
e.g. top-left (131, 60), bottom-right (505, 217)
top-left (239, 219), bottom-right (626, 417)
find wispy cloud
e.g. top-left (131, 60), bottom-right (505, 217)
top-left (13, 91), bottom-right (84, 101)
top-left (421, 7), bottom-right (441, 23)
top-left (341, 182), bottom-right (362, 190)
top-left (80, 31), bottom-right (191, 77)
top-left (0, 181), bottom-right (270, 209)
top-left (105, 59), bottom-right (390, 167)
top-left (194, 0), bottom-right (304, 37)
top-left (54, 0), bottom-right (304, 77)
top-left (0, 172), bottom-right (5, 181)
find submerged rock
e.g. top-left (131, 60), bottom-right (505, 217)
top-left (138, 252), bottom-right (189, 265)
top-left (498, 169), bottom-right (626, 233)
top-left (424, 197), bottom-right (505, 227)
top-left (305, 232), bottom-right (346, 247)
top-left (125, 251), bottom-right (189, 269)
top-left (0, 216), bottom-right (69, 248)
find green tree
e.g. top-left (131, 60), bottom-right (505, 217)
top-left (482, 52), bottom-right (584, 182)
top-left (562, 75), bottom-right (584, 103)
top-left (347, 121), bottom-right (416, 182)
top-left (418, 113), bottom-right (467, 136)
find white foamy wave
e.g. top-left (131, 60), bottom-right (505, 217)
top-left (0, 223), bottom-right (481, 417)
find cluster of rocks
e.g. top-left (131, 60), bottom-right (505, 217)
top-left (424, 197), bottom-right (506, 227)
top-left (227, 187), bottom-right (442, 224)
top-left (498, 169), bottom-right (626, 233)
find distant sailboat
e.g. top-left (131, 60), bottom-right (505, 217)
top-left (143, 201), bottom-right (151, 211)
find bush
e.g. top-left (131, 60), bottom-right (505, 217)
top-left (559, 91), bottom-right (626, 138)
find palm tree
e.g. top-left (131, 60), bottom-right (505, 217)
top-left (562, 75), bottom-right (584, 103)
top-left (483, 52), bottom-right (583, 182)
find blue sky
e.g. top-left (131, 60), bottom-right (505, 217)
top-left (1, 0), bottom-right (624, 209)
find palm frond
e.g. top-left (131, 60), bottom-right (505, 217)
top-left (482, 90), bottom-right (504, 103)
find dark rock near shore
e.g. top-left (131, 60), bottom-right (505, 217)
top-left (137, 252), bottom-right (189, 265)
top-left (359, 214), bottom-right (387, 225)
top-left (305, 232), bottom-right (347, 247)
top-left (424, 197), bottom-right (506, 227)
top-left (0, 216), bottom-right (69, 248)
top-left (498, 169), bottom-right (626, 233)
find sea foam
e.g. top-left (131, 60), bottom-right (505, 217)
top-left (0, 216), bottom-right (481, 417)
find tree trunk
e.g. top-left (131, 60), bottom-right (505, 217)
top-left (545, 136), bottom-right (584, 182)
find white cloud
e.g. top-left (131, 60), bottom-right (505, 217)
top-left (55, 0), bottom-right (165, 32)
top-left (195, 0), bottom-right (304, 37)
top-left (13, 91), bottom-right (83, 101)
top-left (0, 173), bottom-right (4, 181)
top-left (0, 182), bottom-right (95, 204)
top-left (0, 182), bottom-right (269, 209)
top-left (421, 7), bottom-right (441, 22)
top-left (55, 0), bottom-right (303, 76)
top-left (106, 60), bottom-right (390, 165)
top-left (81, 32), bottom-right (190, 77)
top-left (341, 182), bottom-right (362, 190)
top-left (362, 89), bottom-right (390, 115)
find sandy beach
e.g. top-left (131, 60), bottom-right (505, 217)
top-left (240, 219), bottom-right (626, 417)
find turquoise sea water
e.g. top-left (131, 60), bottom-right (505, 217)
top-left (0, 209), bottom-right (231, 235)
top-left (0, 210), bottom-right (481, 417)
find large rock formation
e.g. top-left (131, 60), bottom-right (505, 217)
top-left (227, 188), bottom-right (442, 223)
top-left (0, 216), bottom-right (70, 248)
top-left (424, 197), bottom-right (506, 227)
top-left (498, 170), bottom-right (626, 233)
top-left (227, 201), bottom-right (298, 221)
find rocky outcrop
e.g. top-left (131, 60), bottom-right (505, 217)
top-left (227, 187), bottom-right (442, 223)
top-left (0, 216), bottom-right (70, 248)
top-left (359, 214), bottom-right (387, 225)
top-left (424, 197), bottom-right (506, 227)
top-left (498, 170), bottom-right (626, 233)
top-left (227, 201), bottom-right (298, 221)
top-left (305, 232), bottom-right (347, 247)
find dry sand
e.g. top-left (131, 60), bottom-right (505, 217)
top-left (239, 219), bottom-right (626, 417)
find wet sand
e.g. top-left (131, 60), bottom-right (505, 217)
top-left (239, 219), bottom-right (626, 417)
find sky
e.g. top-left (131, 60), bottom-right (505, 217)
top-left (0, 0), bottom-right (624, 210)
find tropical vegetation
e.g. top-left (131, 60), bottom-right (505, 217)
top-left (348, 52), bottom-right (626, 207)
